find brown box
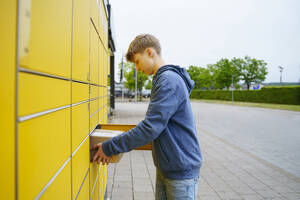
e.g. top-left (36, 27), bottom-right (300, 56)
top-left (90, 129), bottom-right (124, 163)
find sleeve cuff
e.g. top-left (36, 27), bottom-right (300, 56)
top-left (102, 140), bottom-right (113, 157)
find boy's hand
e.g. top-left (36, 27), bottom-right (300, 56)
top-left (92, 143), bottom-right (111, 165)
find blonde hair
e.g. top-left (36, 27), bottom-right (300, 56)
top-left (126, 34), bottom-right (161, 62)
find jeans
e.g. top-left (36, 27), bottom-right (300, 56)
top-left (155, 169), bottom-right (199, 200)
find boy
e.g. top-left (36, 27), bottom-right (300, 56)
top-left (93, 34), bottom-right (202, 200)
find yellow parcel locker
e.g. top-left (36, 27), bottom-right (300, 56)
top-left (19, 0), bottom-right (72, 78)
top-left (90, 0), bottom-right (100, 32)
top-left (72, 0), bottom-right (90, 82)
top-left (104, 52), bottom-right (107, 86)
top-left (90, 109), bottom-right (99, 131)
top-left (92, 178), bottom-right (100, 200)
top-left (98, 45), bottom-right (103, 86)
top-left (89, 162), bottom-right (100, 196)
top-left (72, 82), bottom-right (89, 104)
top-left (98, 97), bottom-right (102, 122)
top-left (90, 85), bottom-right (99, 99)
top-left (90, 100), bottom-right (95, 118)
top-left (76, 171), bottom-right (90, 200)
top-left (103, 50), bottom-right (106, 86)
top-left (98, 0), bottom-right (104, 42)
top-left (72, 139), bottom-right (89, 199)
top-left (90, 164), bottom-right (101, 200)
top-left (72, 102), bottom-right (89, 152)
top-left (19, 72), bottom-right (70, 117)
top-left (40, 161), bottom-right (71, 200)
top-left (0, 0), bottom-right (17, 198)
top-left (99, 164), bottom-right (108, 199)
top-left (18, 108), bottom-right (71, 200)
top-left (90, 29), bottom-right (99, 85)
top-left (100, 0), bottom-right (108, 47)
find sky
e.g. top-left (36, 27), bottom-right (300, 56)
top-left (109, 0), bottom-right (300, 83)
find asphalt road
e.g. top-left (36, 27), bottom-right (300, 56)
top-left (191, 101), bottom-right (300, 178)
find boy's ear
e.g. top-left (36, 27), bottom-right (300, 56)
top-left (145, 48), bottom-right (153, 57)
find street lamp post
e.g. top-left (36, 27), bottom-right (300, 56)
top-left (279, 66), bottom-right (283, 84)
top-left (231, 75), bottom-right (234, 103)
top-left (121, 57), bottom-right (124, 101)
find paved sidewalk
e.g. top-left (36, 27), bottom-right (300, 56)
top-left (105, 102), bottom-right (300, 200)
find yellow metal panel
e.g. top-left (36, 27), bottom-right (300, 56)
top-left (93, 178), bottom-right (100, 200)
top-left (76, 171), bottom-right (90, 200)
top-left (90, 99), bottom-right (99, 116)
top-left (72, 82), bottom-right (89, 104)
top-left (103, 112), bottom-right (107, 124)
top-left (104, 52), bottom-right (107, 86)
top-left (89, 162), bottom-right (100, 197)
top-left (90, 112), bottom-right (99, 131)
top-left (100, 87), bottom-right (104, 99)
top-left (0, 0), bottom-right (17, 198)
top-left (100, 0), bottom-right (108, 48)
top-left (103, 51), bottom-right (106, 85)
top-left (19, 72), bottom-right (70, 117)
top-left (98, 0), bottom-right (104, 42)
top-left (103, 49), bottom-right (105, 86)
top-left (90, 0), bottom-right (99, 32)
top-left (40, 162), bottom-right (71, 200)
top-left (99, 164), bottom-right (108, 199)
top-left (19, 0), bottom-right (72, 78)
top-left (72, 0), bottom-right (90, 82)
top-left (72, 139), bottom-right (89, 199)
top-left (103, 0), bottom-right (108, 42)
top-left (72, 102), bottom-right (89, 152)
top-left (90, 29), bottom-right (99, 84)
top-left (18, 108), bottom-right (71, 199)
top-left (99, 46), bottom-right (102, 86)
top-left (100, 49), bottom-right (104, 86)
top-left (90, 85), bottom-right (99, 99)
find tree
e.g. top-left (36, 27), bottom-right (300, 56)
top-left (231, 56), bottom-right (267, 90)
top-left (187, 65), bottom-right (213, 89)
top-left (118, 61), bottom-right (149, 100)
top-left (213, 58), bottom-right (240, 90)
top-left (187, 65), bottom-right (201, 89)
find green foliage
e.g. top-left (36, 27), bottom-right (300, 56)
top-left (145, 79), bottom-right (153, 90)
top-left (232, 56), bottom-right (268, 90)
top-left (187, 65), bottom-right (214, 89)
top-left (213, 58), bottom-right (240, 90)
top-left (190, 87), bottom-right (300, 105)
top-left (118, 61), bottom-right (149, 100)
top-left (187, 56), bottom-right (268, 91)
top-left (263, 85), bottom-right (300, 88)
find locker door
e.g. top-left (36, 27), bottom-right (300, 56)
top-left (19, 0), bottom-right (72, 78)
top-left (72, 0), bottom-right (90, 82)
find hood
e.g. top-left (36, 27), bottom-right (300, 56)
top-left (154, 65), bottom-right (195, 94)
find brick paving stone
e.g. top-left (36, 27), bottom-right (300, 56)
top-left (215, 191), bottom-right (242, 199)
top-left (111, 187), bottom-right (133, 200)
top-left (255, 189), bottom-right (284, 199)
top-left (280, 192), bottom-right (300, 200)
top-left (240, 194), bottom-right (264, 200)
top-left (198, 194), bottom-right (222, 200)
top-left (134, 191), bottom-right (155, 200)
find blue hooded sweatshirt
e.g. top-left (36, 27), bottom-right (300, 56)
top-left (102, 65), bottom-right (202, 179)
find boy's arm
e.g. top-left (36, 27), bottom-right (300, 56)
top-left (102, 76), bottom-right (179, 157)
